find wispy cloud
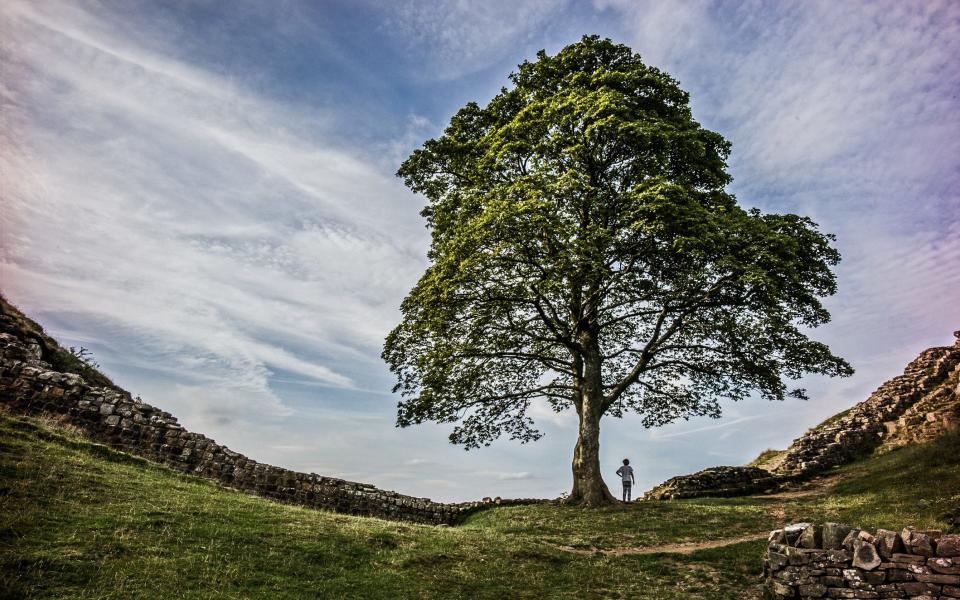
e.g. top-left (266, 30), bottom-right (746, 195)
top-left (1, 0), bottom-right (428, 432)
top-left (648, 415), bottom-right (767, 441)
top-left (475, 470), bottom-right (536, 481)
top-left (497, 471), bottom-right (534, 481)
top-left (376, 0), bottom-right (571, 80)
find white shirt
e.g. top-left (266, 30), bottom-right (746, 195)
top-left (616, 465), bottom-right (634, 482)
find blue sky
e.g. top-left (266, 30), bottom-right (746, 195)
top-left (2, 0), bottom-right (958, 502)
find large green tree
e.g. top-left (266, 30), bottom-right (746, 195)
top-left (383, 36), bottom-right (852, 506)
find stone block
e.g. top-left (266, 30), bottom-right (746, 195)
top-left (862, 570), bottom-right (885, 584)
top-left (843, 529), bottom-right (862, 551)
top-left (823, 523), bottom-right (853, 550)
top-left (769, 580), bottom-right (794, 596)
top-left (787, 546), bottom-right (813, 566)
top-left (911, 532), bottom-right (936, 557)
top-left (885, 568), bottom-right (913, 582)
top-left (939, 535), bottom-right (960, 557)
top-left (798, 582), bottom-right (826, 597)
top-left (825, 588), bottom-right (878, 598)
top-left (901, 527), bottom-right (936, 557)
top-left (769, 551), bottom-right (790, 570)
top-left (874, 529), bottom-right (904, 559)
top-left (930, 557), bottom-right (960, 575)
top-left (913, 572), bottom-right (959, 584)
top-left (853, 540), bottom-right (882, 571)
top-left (786, 523), bottom-right (813, 545)
top-left (891, 553), bottom-right (927, 564)
top-left (901, 581), bottom-right (942, 595)
top-left (800, 525), bottom-right (824, 549)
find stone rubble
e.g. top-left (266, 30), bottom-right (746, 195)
top-left (765, 522), bottom-right (960, 599)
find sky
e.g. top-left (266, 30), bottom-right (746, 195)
top-left (1, 0), bottom-right (958, 502)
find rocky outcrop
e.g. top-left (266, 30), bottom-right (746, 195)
top-left (0, 299), bottom-right (539, 525)
top-left (764, 522), bottom-right (960, 599)
top-left (645, 332), bottom-right (960, 500)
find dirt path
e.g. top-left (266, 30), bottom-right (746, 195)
top-left (554, 532), bottom-right (768, 556)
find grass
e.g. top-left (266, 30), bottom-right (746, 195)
top-left (811, 407), bottom-right (852, 431)
top-left (1, 413), bottom-right (958, 600)
top-left (746, 449), bottom-right (784, 469)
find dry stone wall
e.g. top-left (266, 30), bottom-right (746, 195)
top-left (645, 334), bottom-right (960, 501)
top-left (643, 466), bottom-right (782, 500)
top-left (0, 309), bottom-right (537, 525)
top-left (765, 522), bottom-right (960, 599)
top-left (774, 342), bottom-right (960, 477)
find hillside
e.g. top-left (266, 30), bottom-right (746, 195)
top-left (2, 297), bottom-right (960, 597)
top-left (0, 295), bottom-right (523, 525)
top-left (2, 410), bottom-right (958, 599)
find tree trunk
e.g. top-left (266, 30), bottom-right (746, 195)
top-left (565, 393), bottom-right (616, 507)
top-left (564, 307), bottom-right (616, 507)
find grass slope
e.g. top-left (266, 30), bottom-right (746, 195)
top-left (2, 413), bottom-right (958, 600)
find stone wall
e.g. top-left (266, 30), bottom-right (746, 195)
top-left (773, 342), bottom-right (960, 477)
top-left (644, 466), bottom-right (783, 501)
top-left (765, 522), bottom-right (960, 599)
top-left (645, 334), bottom-right (960, 501)
top-left (0, 306), bottom-right (539, 525)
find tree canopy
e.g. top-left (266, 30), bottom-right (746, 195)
top-left (383, 35), bottom-right (852, 505)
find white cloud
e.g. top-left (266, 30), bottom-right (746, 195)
top-left (475, 470), bottom-right (535, 481)
top-left (527, 397), bottom-right (577, 428)
top-left (497, 471), bottom-right (533, 481)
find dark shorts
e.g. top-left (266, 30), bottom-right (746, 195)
top-left (622, 481), bottom-right (632, 488)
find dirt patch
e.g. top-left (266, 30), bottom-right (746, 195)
top-left (554, 532), bottom-right (768, 556)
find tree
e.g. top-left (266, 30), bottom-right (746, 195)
top-left (383, 36), bottom-right (853, 507)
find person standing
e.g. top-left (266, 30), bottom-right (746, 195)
top-left (616, 458), bottom-right (635, 502)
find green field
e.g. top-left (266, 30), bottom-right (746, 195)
top-left (1, 412), bottom-right (958, 600)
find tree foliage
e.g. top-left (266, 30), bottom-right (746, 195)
top-left (383, 36), bottom-right (852, 461)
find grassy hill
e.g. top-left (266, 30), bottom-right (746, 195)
top-left (2, 411), bottom-right (958, 599)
